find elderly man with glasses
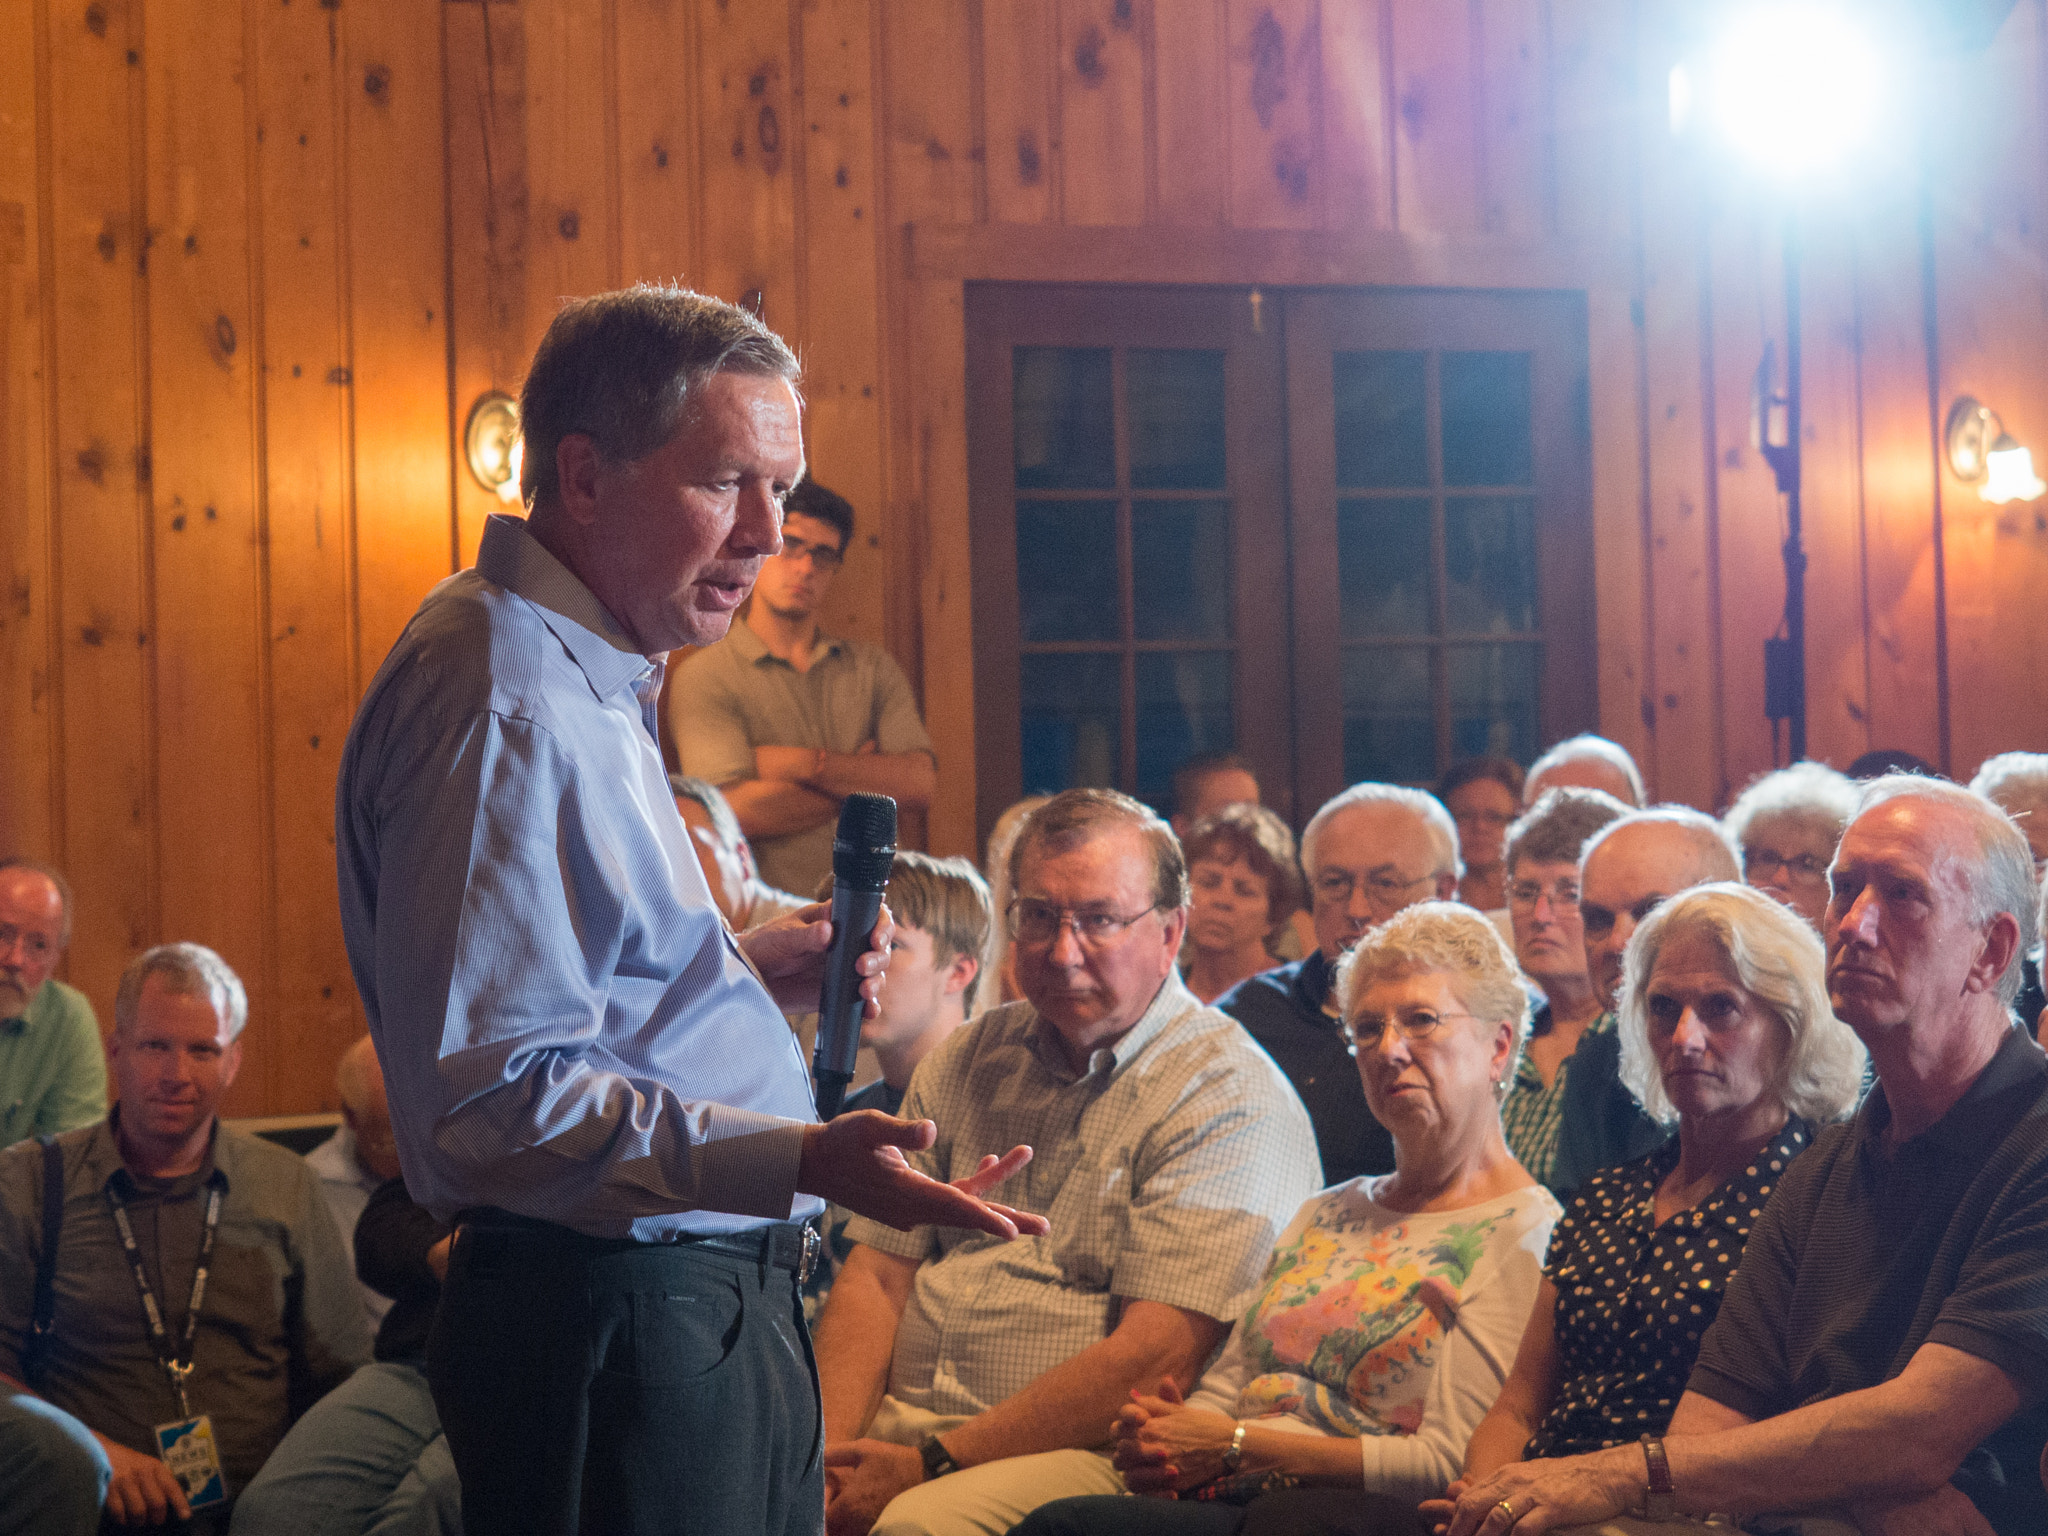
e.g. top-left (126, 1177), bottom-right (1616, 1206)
top-left (1215, 782), bottom-right (1462, 1187)
top-left (670, 477), bottom-right (937, 895)
top-left (813, 789), bottom-right (1319, 1536)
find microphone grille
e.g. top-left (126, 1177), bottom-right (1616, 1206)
top-left (832, 793), bottom-right (898, 888)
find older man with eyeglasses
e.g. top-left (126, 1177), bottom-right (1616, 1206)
top-left (812, 788), bottom-right (1319, 1536)
top-left (1215, 783), bottom-right (1461, 1188)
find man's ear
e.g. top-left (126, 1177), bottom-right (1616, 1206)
top-left (553, 434), bottom-right (605, 528)
top-left (1966, 911), bottom-right (2023, 998)
top-left (1433, 871), bottom-right (1460, 900)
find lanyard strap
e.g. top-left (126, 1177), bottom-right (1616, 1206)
top-left (105, 1175), bottom-right (224, 1420)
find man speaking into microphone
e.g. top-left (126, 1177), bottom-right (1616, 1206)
top-left (335, 287), bottom-right (1042, 1536)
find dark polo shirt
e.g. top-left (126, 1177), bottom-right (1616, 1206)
top-left (1215, 952), bottom-right (1392, 1186)
top-left (1687, 1026), bottom-right (2048, 1534)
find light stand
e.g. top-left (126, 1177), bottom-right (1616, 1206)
top-left (1758, 216), bottom-right (1806, 763)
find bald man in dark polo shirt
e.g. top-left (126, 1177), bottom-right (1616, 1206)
top-left (1433, 774), bottom-right (2048, 1536)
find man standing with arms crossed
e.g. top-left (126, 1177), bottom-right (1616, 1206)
top-left (336, 287), bottom-right (1041, 1536)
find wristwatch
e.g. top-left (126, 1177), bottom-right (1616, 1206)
top-left (1221, 1421), bottom-right (1248, 1475)
top-left (919, 1435), bottom-right (962, 1482)
top-left (1639, 1435), bottom-right (1677, 1520)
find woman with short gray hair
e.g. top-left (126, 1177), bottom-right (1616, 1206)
top-left (1454, 882), bottom-right (1863, 1495)
top-left (1721, 761), bottom-right (1858, 931)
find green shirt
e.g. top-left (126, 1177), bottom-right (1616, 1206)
top-left (1501, 1007), bottom-right (1616, 1190)
top-left (0, 978), bottom-right (107, 1148)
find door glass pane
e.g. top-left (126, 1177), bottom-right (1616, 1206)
top-left (1444, 497), bottom-right (1537, 634)
top-left (1133, 500), bottom-right (1231, 642)
top-left (1334, 351), bottom-right (1428, 489)
top-left (1014, 347), bottom-right (1115, 488)
top-left (1017, 500), bottom-right (1119, 642)
top-left (1343, 646), bottom-right (1434, 784)
top-left (1441, 351), bottom-right (1532, 487)
top-left (1135, 652), bottom-right (1234, 810)
top-left (1021, 653), bottom-right (1122, 794)
top-left (1338, 498), bottom-right (1432, 637)
top-left (1128, 350), bottom-right (1227, 489)
top-left (1448, 644), bottom-right (1539, 763)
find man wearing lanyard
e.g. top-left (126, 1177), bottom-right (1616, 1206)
top-left (0, 942), bottom-right (370, 1530)
top-left (335, 286), bottom-right (1042, 1536)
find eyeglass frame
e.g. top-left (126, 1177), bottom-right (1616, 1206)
top-left (1506, 876), bottom-right (1581, 910)
top-left (774, 530), bottom-right (846, 571)
top-left (1309, 867), bottom-right (1439, 913)
top-left (1342, 1007), bottom-right (1483, 1053)
top-left (1006, 898), bottom-right (1168, 950)
top-left (1742, 847), bottom-right (1830, 882)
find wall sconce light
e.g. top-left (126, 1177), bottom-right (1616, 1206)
top-left (1946, 396), bottom-right (2046, 505)
top-left (465, 391), bottom-right (525, 504)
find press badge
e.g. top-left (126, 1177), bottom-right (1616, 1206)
top-left (154, 1415), bottom-right (228, 1510)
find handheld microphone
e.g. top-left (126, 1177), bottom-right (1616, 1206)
top-left (813, 793), bottom-right (897, 1118)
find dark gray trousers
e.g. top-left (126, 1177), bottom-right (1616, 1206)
top-left (428, 1213), bottom-right (824, 1536)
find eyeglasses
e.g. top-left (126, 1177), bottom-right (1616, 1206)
top-left (1344, 1008), bottom-right (1480, 1050)
top-left (1311, 869), bottom-right (1436, 912)
top-left (1743, 848), bottom-right (1829, 882)
top-left (1008, 899), bottom-right (1163, 949)
top-left (1507, 878), bottom-right (1579, 910)
top-left (776, 533), bottom-right (844, 571)
top-left (1455, 808), bottom-right (1516, 831)
top-left (0, 923), bottom-right (54, 963)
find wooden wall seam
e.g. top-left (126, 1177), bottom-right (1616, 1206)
top-left (32, 0), bottom-right (65, 873)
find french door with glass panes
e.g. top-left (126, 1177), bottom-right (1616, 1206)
top-left (965, 283), bottom-right (1594, 847)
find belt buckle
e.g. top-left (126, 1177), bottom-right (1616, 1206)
top-left (798, 1222), bottom-right (821, 1286)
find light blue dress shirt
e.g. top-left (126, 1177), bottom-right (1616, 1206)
top-left (336, 514), bottom-right (824, 1239)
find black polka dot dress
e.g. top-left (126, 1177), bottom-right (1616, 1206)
top-left (1522, 1116), bottom-right (1812, 1459)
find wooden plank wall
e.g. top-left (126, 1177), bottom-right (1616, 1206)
top-left (4, 0), bottom-right (2044, 1115)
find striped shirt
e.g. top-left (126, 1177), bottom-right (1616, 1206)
top-left (1501, 1007), bottom-right (1616, 1189)
top-left (845, 974), bottom-right (1322, 1417)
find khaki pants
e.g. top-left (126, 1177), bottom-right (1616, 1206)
top-left (862, 1395), bottom-right (1127, 1536)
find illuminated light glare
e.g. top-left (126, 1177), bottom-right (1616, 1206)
top-left (498, 437), bottom-right (526, 504)
top-left (1705, 7), bottom-right (1883, 178)
top-left (1982, 436), bottom-right (2047, 505)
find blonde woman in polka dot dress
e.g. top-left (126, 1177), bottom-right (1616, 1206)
top-left (1434, 883), bottom-right (1866, 1523)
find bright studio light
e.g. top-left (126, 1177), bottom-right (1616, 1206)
top-left (1983, 436), bottom-right (2048, 506)
top-left (1678, 6), bottom-right (1884, 178)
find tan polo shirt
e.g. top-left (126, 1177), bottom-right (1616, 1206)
top-left (668, 621), bottom-right (934, 893)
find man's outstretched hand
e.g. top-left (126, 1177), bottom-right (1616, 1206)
top-left (798, 1112), bottom-right (1049, 1239)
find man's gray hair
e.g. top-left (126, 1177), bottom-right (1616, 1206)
top-left (668, 773), bottom-right (745, 852)
top-left (1302, 783), bottom-right (1462, 881)
top-left (114, 942), bottom-right (249, 1042)
top-left (1009, 788), bottom-right (1190, 912)
top-left (1617, 883), bottom-right (1866, 1126)
top-left (0, 857), bottom-right (74, 948)
top-left (1526, 733), bottom-right (1646, 807)
top-left (1857, 773), bottom-right (2037, 1007)
top-left (1335, 900), bottom-right (1529, 1093)
top-left (1970, 752), bottom-right (2048, 850)
top-left (1722, 762), bottom-right (1860, 853)
top-left (519, 284), bottom-right (802, 511)
top-left (1581, 805), bottom-right (1742, 883)
top-left (1503, 787), bottom-right (1631, 876)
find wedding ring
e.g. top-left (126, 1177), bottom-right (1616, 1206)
top-left (1495, 1498), bottom-right (1519, 1526)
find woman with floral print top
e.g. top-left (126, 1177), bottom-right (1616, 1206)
top-left (1445, 884), bottom-right (1867, 1503)
top-left (1013, 904), bottom-right (1561, 1536)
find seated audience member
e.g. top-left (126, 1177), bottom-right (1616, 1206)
top-left (1217, 785), bottom-right (1460, 1187)
top-left (1721, 760), bottom-right (1858, 931)
top-left (1971, 751), bottom-right (2048, 1031)
top-left (1437, 756), bottom-right (1526, 915)
top-left (1497, 790), bottom-right (1630, 1190)
top-left (1435, 775), bottom-right (2048, 1536)
top-left (0, 859), bottom-right (106, 1147)
top-left (813, 789), bottom-right (1321, 1536)
top-left (1169, 752), bottom-right (1263, 841)
top-left (1180, 804), bottom-right (1302, 1005)
top-left (1512, 808), bottom-right (1741, 1196)
top-left (670, 772), bottom-right (811, 932)
top-left (1461, 883), bottom-right (1864, 1485)
top-left (1015, 902), bottom-right (1562, 1536)
top-left (1846, 746), bottom-right (1939, 780)
top-left (2038, 871), bottom-right (2048, 1049)
top-left (305, 1035), bottom-right (401, 1331)
top-left (0, 943), bottom-right (369, 1529)
top-left (804, 852), bottom-right (994, 1322)
top-left (0, 1390), bottom-right (111, 1536)
top-left (231, 1174), bottom-right (460, 1536)
top-left (1522, 735), bottom-right (1646, 809)
top-left (968, 794), bottom-right (1051, 1018)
